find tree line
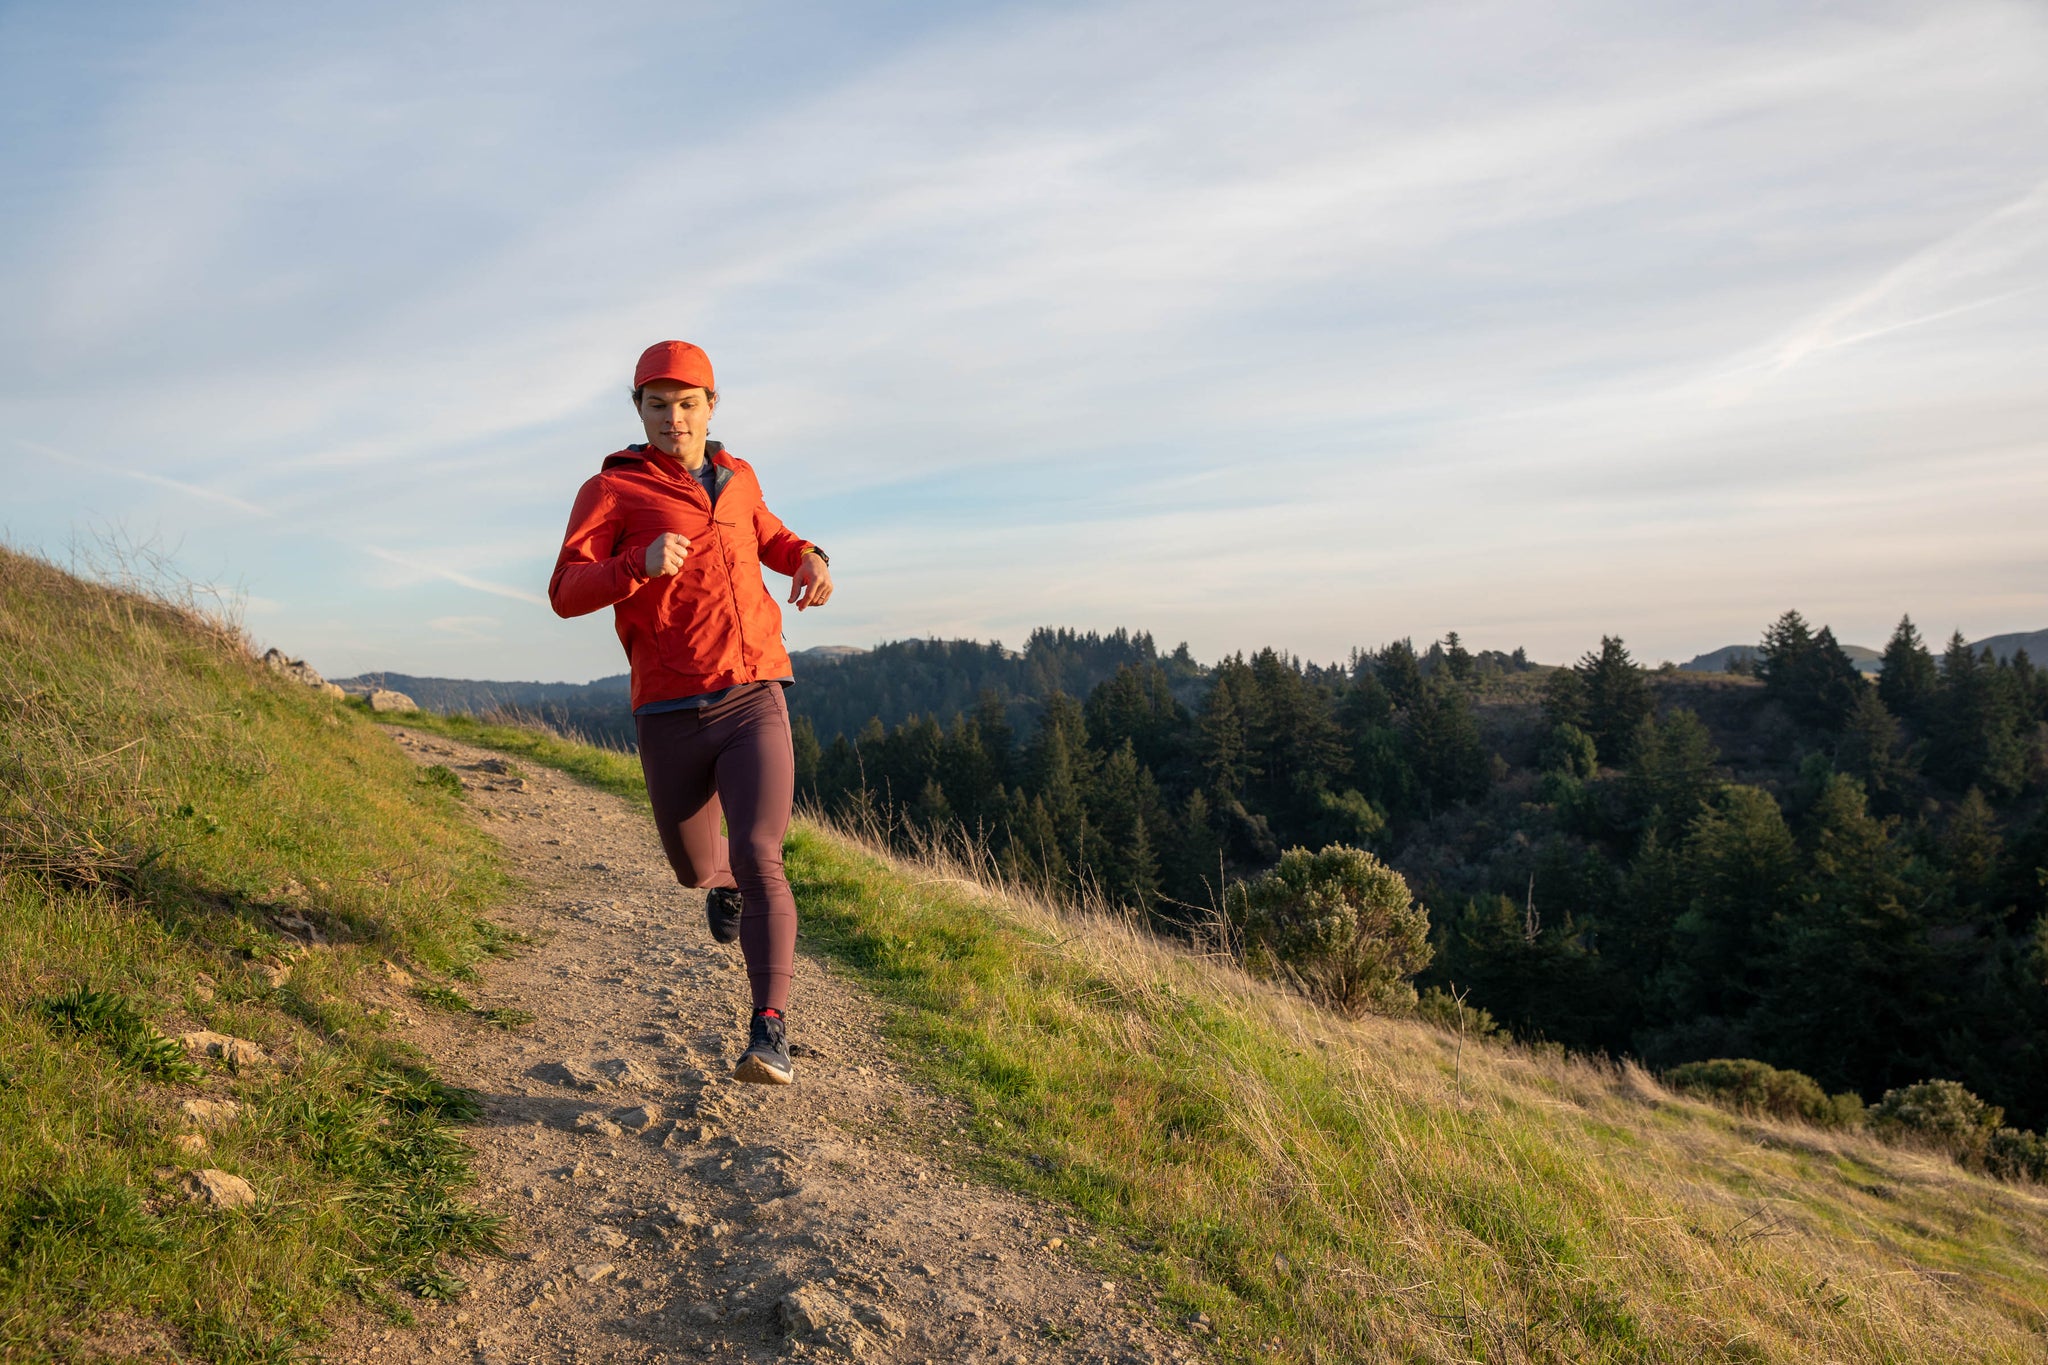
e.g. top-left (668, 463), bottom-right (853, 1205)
top-left (792, 613), bottom-right (2048, 1130)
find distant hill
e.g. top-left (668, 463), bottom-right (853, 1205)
top-left (333, 646), bottom-right (873, 746)
top-left (1972, 628), bottom-right (2048, 662)
top-left (331, 669), bottom-right (630, 711)
top-left (1679, 642), bottom-right (1883, 675)
top-left (334, 630), bottom-right (1204, 748)
top-left (1672, 635), bottom-right (2048, 676)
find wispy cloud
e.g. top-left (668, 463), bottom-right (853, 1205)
top-left (1768, 177), bottom-right (2048, 374)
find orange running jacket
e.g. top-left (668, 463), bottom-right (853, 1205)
top-left (548, 441), bottom-right (817, 712)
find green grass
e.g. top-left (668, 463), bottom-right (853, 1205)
top-left (0, 547), bottom-right (515, 1360)
top-left (372, 708), bottom-right (645, 803)
top-left (419, 710), bottom-right (2048, 1364)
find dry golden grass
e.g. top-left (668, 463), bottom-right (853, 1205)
top-left (785, 819), bottom-right (2048, 1364)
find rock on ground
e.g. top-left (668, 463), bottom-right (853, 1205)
top-left (366, 688), bottom-right (417, 713)
top-left (179, 1098), bottom-right (241, 1129)
top-left (261, 648), bottom-right (331, 689)
top-left (180, 1168), bottom-right (257, 1209)
top-left (177, 1031), bottom-right (267, 1067)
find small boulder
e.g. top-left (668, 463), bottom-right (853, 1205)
top-left (318, 681), bottom-right (346, 699)
top-left (570, 1262), bottom-right (614, 1283)
top-left (367, 688), bottom-right (417, 713)
top-left (250, 961), bottom-right (291, 990)
top-left (611, 1103), bottom-right (663, 1135)
top-left (261, 648), bottom-right (329, 688)
top-left (180, 1168), bottom-right (257, 1209)
top-left (179, 1098), bottom-right (241, 1129)
top-left (778, 1286), bottom-right (877, 1357)
top-left (168, 1133), bottom-right (208, 1154)
top-left (378, 959), bottom-right (416, 988)
top-left (178, 1031), bottom-right (267, 1067)
top-left (269, 912), bottom-right (327, 945)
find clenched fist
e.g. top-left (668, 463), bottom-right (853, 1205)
top-left (643, 532), bottom-right (690, 577)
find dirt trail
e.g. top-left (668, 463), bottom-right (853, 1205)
top-left (320, 729), bottom-right (1200, 1365)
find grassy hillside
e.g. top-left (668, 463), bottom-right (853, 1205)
top-left (0, 549), bottom-right (514, 1362)
top-left (391, 710), bottom-right (2048, 1363)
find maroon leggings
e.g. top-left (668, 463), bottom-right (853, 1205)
top-left (635, 682), bottom-right (797, 1013)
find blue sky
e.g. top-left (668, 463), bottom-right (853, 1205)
top-left (4, 0), bottom-right (2045, 681)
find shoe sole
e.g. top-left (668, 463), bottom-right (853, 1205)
top-left (708, 921), bottom-right (742, 944)
top-left (733, 1053), bottom-right (794, 1086)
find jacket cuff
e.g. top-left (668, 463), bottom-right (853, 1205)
top-left (621, 549), bottom-right (650, 583)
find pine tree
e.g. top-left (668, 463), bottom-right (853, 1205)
top-left (1834, 689), bottom-right (1916, 811)
top-left (1542, 666), bottom-right (1588, 734)
top-left (1574, 636), bottom-right (1652, 762)
top-left (1757, 610), bottom-right (1815, 692)
top-left (1196, 661), bottom-right (1254, 800)
top-left (1246, 648), bottom-right (1346, 832)
top-left (1665, 785), bottom-right (1800, 1026)
top-left (1754, 775), bottom-right (1937, 1094)
top-left (1375, 639), bottom-right (1423, 708)
top-left (1941, 788), bottom-right (2005, 924)
top-left (1930, 634), bottom-right (2031, 797)
top-left (1878, 615), bottom-right (1939, 722)
top-left (972, 690), bottom-right (1015, 790)
top-left (790, 714), bottom-right (822, 799)
top-left (1758, 612), bottom-right (1868, 731)
top-left (1402, 676), bottom-right (1491, 813)
top-left (1089, 740), bottom-right (1160, 910)
top-left (1167, 788), bottom-right (1225, 914)
top-left (1808, 627), bottom-right (1869, 731)
top-left (1444, 631), bottom-right (1474, 682)
top-left (937, 713), bottom-right (998, 827)
top-left (1625, 709), bottom-right (1720, 845)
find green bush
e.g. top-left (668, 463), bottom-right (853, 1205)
top-left (1985, 1128), bottom-right (2048, 1184)
top-left (1414, 985), bottom-right (1503, 1040)
top-left (1539, 722), bottom-right (1599, 779)
top-left (1225, 844), bottom-right (1432, 1015)
top-left (1663, 1058), bottom-right (1862, 1128)
top-left (1869, 1078), bottom-right (2004, 1158)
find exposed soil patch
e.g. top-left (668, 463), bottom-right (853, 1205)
top-left (318, 728), bottom-right (1200, 1365)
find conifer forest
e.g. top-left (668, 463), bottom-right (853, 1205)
top-left (794, 617), bottom-right (2048, 1132)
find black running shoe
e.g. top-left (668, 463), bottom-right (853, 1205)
top-left (705, 886), bottom-right (743, 944)
top-left (734, 1010), bottom-right (794, 1086)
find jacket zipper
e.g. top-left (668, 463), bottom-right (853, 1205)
top-left (655, 450), bottom-right (752, 679)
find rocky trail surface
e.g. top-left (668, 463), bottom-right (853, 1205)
top-left (321, 729), bottom-right (1201, 1365)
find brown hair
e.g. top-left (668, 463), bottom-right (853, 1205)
top-left (631, 385), bottom-right (718, 406)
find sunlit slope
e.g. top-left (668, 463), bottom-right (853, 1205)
top-left (0, 548), bottom-right (509, 1361)
top-left (391, 704), bottom-right (2048, 1364)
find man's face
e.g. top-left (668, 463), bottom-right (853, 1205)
top-left (638, 381), bottom-right (716, 461)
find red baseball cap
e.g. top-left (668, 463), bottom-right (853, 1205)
top-left (634, 340), bottom-right (715, 391)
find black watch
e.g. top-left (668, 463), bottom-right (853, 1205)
top-left (804, 546), bottom-right (829, 566)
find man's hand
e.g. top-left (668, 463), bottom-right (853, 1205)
top-left (643, 532), bottom-right (690, 577)
top-left (790, 552), bottom-right (833, 611)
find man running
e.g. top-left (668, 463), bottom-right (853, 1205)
top-left (548, 340), bottom-right (833, 1085)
